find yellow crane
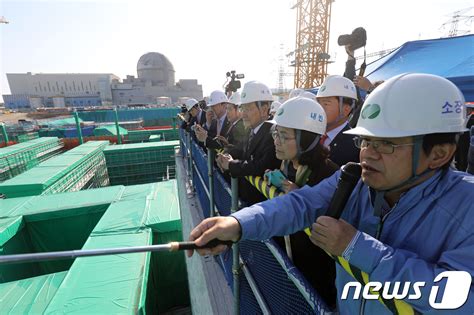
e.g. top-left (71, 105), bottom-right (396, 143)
top-left (292, 0), bottom-right (333, 88)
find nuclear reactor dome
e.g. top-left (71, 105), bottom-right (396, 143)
top-left (137, 52), bottom-right (175, 86)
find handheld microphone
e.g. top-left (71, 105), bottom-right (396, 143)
top-left (326, 162), bottom-right (362, 219)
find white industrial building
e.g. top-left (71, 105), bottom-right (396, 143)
top-left (4, 73), bottom-right (118, 108)
top-left (3, 52), bottom-right (203, 109)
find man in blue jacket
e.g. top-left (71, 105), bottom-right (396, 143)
top-left (188, 73), bottom-right (473, 314)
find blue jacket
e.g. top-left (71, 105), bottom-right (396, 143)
top-left (232, 169), bottom-right (474, 314)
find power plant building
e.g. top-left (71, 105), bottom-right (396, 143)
top-left (3, 52), bottom-right (203, 109)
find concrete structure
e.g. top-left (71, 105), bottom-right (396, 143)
top-left (111, 52), bottom-right (203, 105)
top-left (3, 73), bottom-right (118, 109)
top-left (3, 52), bottom-right (202, 109)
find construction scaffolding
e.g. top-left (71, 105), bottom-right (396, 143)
top-left (0, 137), bottom-right (63, 182)
top-left (104, 141), bottom-right (179, 186)
top-left (0, 141), bottom-right (109, 198)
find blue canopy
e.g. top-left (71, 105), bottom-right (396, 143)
top-left (365, 34), bottom-right (474, 101)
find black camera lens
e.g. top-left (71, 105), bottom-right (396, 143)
top-left (337, 27), bottom-right (367, 51)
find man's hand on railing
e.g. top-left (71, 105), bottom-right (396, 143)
top-left (187, 216), bottom-right (241, 257)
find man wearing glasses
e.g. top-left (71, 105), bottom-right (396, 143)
top-left (216, 80), bottom-right (280, 205)
top-left (189, 73), bottom-right (474, 314)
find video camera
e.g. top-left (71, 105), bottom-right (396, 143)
top-left (225, 70), bottom-right (245, 94)
top-left (338, 27), bottom-right (367, 51)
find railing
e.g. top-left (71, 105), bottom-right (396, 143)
top-left (179, 128), bottom-right (334, 315)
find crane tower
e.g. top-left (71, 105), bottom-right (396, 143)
top-left (293, 0), bottom-right (333, 88)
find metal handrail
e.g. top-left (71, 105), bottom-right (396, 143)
top-left (180, 131), bottom-right (331, 314)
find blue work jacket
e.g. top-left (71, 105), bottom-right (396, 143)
top-left (232, 169), bottom-right (474, 314)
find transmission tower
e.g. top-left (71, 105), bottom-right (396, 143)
top-left (292, 0), bottom-right (333, 88)
top-left (440, 7), bottom-right (473, 37)
top-left (277, 44), bottom-right (286, 94)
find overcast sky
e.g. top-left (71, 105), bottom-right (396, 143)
top-left (1, 0), bottom-right (472, 102)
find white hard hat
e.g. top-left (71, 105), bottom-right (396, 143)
top-left (300, 91), bottom-right (317, 101)
top-left (240, 81), bottom-right (273, 105)
top-left (208, 90), bottom-right (228, 107)
top-left (289, 88), bottom-right (304, 99)
top-left (317, 75), bottom-right (357, 100)
top-left (345, 73), bottom-right (468, 138)
top-left (270, 101), bottom-right (281, 114)
top-left (185, 98), bottom-right (199, 111)
top-left (228, 92), bottom-right (241, 106)
top-left (268, 96), bottom-right (326, 135)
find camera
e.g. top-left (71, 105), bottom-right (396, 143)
top-left (225, 70), bottom-right (244, 93)
top-left (338, 27), bottom-right (367, 51)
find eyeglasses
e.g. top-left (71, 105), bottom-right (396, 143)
top-left (271, 130), bottom-right (296, 144)
top-left (238, 105), bottom-right (256, 114)
top-left (353, 137), bottom-right (415, 154)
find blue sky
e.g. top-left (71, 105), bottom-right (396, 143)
top-left (1, 0), bottom-right (473, 102)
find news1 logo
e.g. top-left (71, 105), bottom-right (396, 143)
top-left (341, 271), bottom-right (472, 310)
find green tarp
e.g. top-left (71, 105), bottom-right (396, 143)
top-left (0, 180), bottom-right (189, 313)
top-left (0, 137), bottom-right (63, 182)
top-left (104, 141), bottom-right (178, 186)
top-left (0, 141), bottom-right (109, 198)
top-left (93, 125), bottom-right (129, 137)
top-left (127, 128), bottom-right (179, 142)
top-left (46, 117), bottom-right (82, 127)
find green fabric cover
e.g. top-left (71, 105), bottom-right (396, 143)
top-left (0, 141), bottom-right (109, 198)
top-left (0, 272), bottom-right (67, 314)
top-left (46, 117), bottom-right (82, 127)
top-left (149, 134), bottom-right (161, 142)
top-left (0, 137), bottom-right (63, 182)
top-left (104, 141), bottom-right (178, 186)
top-left (0, 180), bottom-right (188, 313)
top-left (127, 128), bottom-right (179, 142)
top-left (93, 125), bottom-right (129, 136)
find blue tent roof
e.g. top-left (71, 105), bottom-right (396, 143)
top-left (364, 34), bottom-right (474, 101)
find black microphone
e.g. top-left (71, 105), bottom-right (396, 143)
top-left (467, 126), bottom-right (474, 175)
top-left (326, 162), bottom-right (362, 219)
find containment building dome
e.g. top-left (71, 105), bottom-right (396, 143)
top-left (137, 52), bottom-right (175, 86)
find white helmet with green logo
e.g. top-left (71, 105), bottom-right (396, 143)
top-left (240, 81), bottom-right (273, 105)
top-left (270, 101), bottom-right (281, 114)
top-left (289, 88), bottom-right (305, 99)
top-left (207, 90), bottom-right (228, 107)
top-left (228, 92), bottom-right (241, 106)
top-left (316, 75), bottom-right (357, 100)
top-left (345, 73), bottom-right (468, 138)
top-left (268, 96), bottom-right (326, 135)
